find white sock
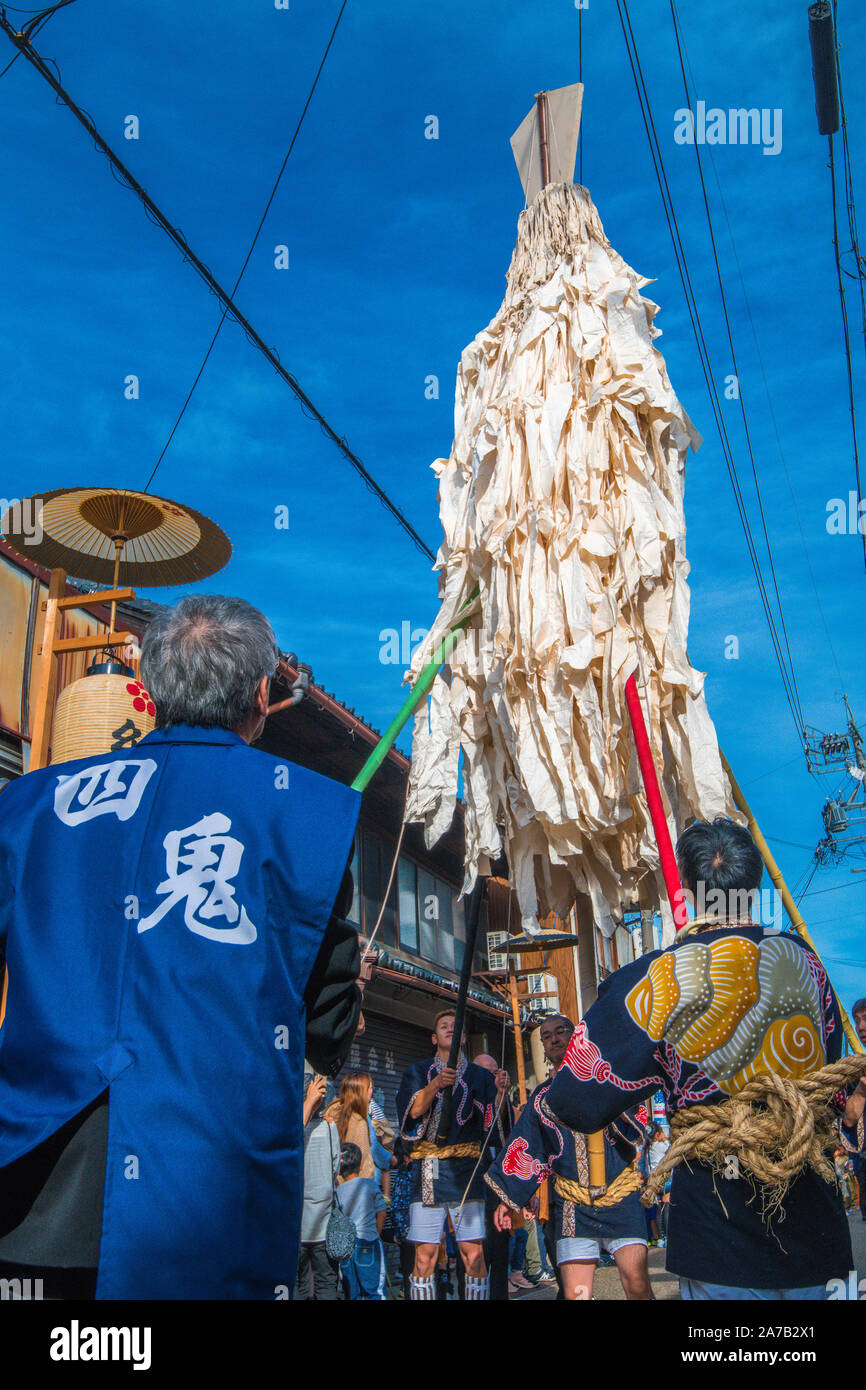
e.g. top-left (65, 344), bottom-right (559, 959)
top-left (409, 1274), bottom-right (436, 1301)
top-left (464, 1275), bottom-right (490, 1301)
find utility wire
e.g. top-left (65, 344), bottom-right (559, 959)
top-left (701, 149), bottom-right (848, 693)
top-left (828, 129), bottom-right (866, 572)
top-left (0, 0), bottom-right (74, 79)
top-left (668, 0), bottom-right (809, 739)
top-left (0, 13), bottom-right (436, 563)
top-left (832, 0), bottom-right (866, 377)
top-left (795, 859), bottom-right (820, 904)
top-left (826, 0), bottom-right (866, 570)
top-left (801, 875), bottom-right (865, 899)
top-left (144, 0), bottom-right (349, 492)
top-left (614, 0), bottom-right (808, 755)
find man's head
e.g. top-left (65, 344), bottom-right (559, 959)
top-left (676, 818), bottom-right (763, 920)
top-left (473, 1053), bottom-right (498, 1073)
top-left (432, 1009), bottom-right (461, 1056)
top-left (538, 1014), bottom-right (575, 1069)
top-left (852, 998), bottom-right (866, 1048)
top-left (140, 594), bottom-right (279, 742)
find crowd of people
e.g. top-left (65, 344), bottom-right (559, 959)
top-left (298, 992), bottom-right (866, 1301)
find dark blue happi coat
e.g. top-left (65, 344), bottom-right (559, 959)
top-left (543, 924), bottom-right (854, 1288)
top-left (0, 725), bottom-right (360, 1299)
top-left (396, 1057), bottom-right (502, 1206)
top-left (485, 1084), bottom-right (647, 1245)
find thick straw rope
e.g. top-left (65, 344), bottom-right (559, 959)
top-left (642, 1055), bottom-right (866, 1215)
top-left (410, 1141), bottom-right (481, 1162)
top-left (555, 1162), bottom-right (642, 1209)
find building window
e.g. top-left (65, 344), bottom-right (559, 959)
top-left (397, 858), bottom-right (418, 952)
top-left (596, 927), bottom-right (613, 979)
top-left (359, 830), bottom-right (397, 948)
top-left (356, 829), bottom-right (475, 975)
top-left (416, 868), bottom-right (440, 961)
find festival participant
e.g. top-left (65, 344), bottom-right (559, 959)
top-left (486, 1014), bottom-right (652, 1301)
top-left (546, 818), bottom-right (864, 1300)
top-left (396, 1010), bottom-right (509, 1300)
top-left (0, 594), bottom-right (364, 1300)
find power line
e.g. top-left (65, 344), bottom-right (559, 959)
top-left (0, 0), bottom-right (75, 80)
top-left (744, 756), bottom-right (807, 787)
top-left (795, 860), bottom-right (820, 904)
top-left (831, 0), bottom-right (866, 559)
top-left (667, 0), bottom-right (806, 737)
top-left (614, 0), bottom-right (808, 756)
top-left (801, 876), bottom-right (865, 899)
top-left (835, 4), bottom-right (866, 374)
top-left (144, 0), bottom-right (349, 492)
top-left (669, 1), bottom-right (847, 700)
top-left (828, 127), bottom-right (866, 572)
top-left (0, 13), bottom-right (436, 564)
top-left (708, 168), bottom-right (847, 692)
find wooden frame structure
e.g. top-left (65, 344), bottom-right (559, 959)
top-left (28, 568), bottom-right (138, 772)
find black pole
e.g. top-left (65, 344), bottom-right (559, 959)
top-left (808, 1), bottom-right (840, 136)
top-left (435, 876), bottom-right (486, 1145)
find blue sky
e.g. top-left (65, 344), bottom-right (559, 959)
top-left (1, 0), bottom-right (864, 1009)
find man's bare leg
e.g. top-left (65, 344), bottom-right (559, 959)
top-left (613, 1241), bottom-right (654, 1300)
top-left (410, 1241), bottom-right (439, 1299)
top-left (457, 1239), bottom-right (489, 1299)
top-left (560, 1259), bottom-right (595, 1301)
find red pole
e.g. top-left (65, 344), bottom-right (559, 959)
top-left (624, 674), bottom-right (689, 931)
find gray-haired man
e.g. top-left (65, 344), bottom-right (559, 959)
top-left (0, 594), bottom-right (364, 1299)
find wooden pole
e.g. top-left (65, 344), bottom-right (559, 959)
top-left (587, 1130), bottom-right (606, 1195)
top-left (721, 751), bottom-right (864, 1055)
top-left (535, 91), bottom-right (551, 187)
top-left (28, 567), bottom-right (66, 772)
top-left (508, 958), bottom-right (528, 1109)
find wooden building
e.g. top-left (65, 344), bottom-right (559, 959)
top-left (0, 538), bottom-right (650, 1124)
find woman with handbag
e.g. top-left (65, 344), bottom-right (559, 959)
top-left (296, 1074), bottom-right (341, 1300)
top-left (323, 1072), bottom-right (392, 1182)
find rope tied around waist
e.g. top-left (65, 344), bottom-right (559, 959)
top-left (555, 1161), bottom-right (642, 1208)
top-left (642, 1055), bottom-right (866, 1217)
top-left (410, 1141), bottom-right (481, 1162)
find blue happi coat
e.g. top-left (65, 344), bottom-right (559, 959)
top-left (543, 922), bottom-right (854, 1288)
top-left (0, 724), bottom-right (360, 1298)
top-left (485, 1084), bottom-right (648, 1246)
top-left (396, 1056), bottom-right (503, 1206)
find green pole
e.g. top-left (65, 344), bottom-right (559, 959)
top-left (350, 594), bottom-right (477, 793)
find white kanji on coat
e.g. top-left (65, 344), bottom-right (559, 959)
top-left (54, 759), bottom-right (157, 827)
top-left (138, 812), bottom-right (257, 944)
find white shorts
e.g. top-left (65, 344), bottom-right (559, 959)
top-left (408, 1200), bottom-right (486, 1245)
top-left (557, 1235), bottom-right (647, 1264)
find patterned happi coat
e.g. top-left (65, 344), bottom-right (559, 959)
top-left (545, 920), bottom-right (854, 1289)
top-left (0, 724), bottom-right (360, 1298)
top-left (396, 1056), bottom-right (504, 1207)
top-left (485, 1083), bottom-right (648, 1246)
